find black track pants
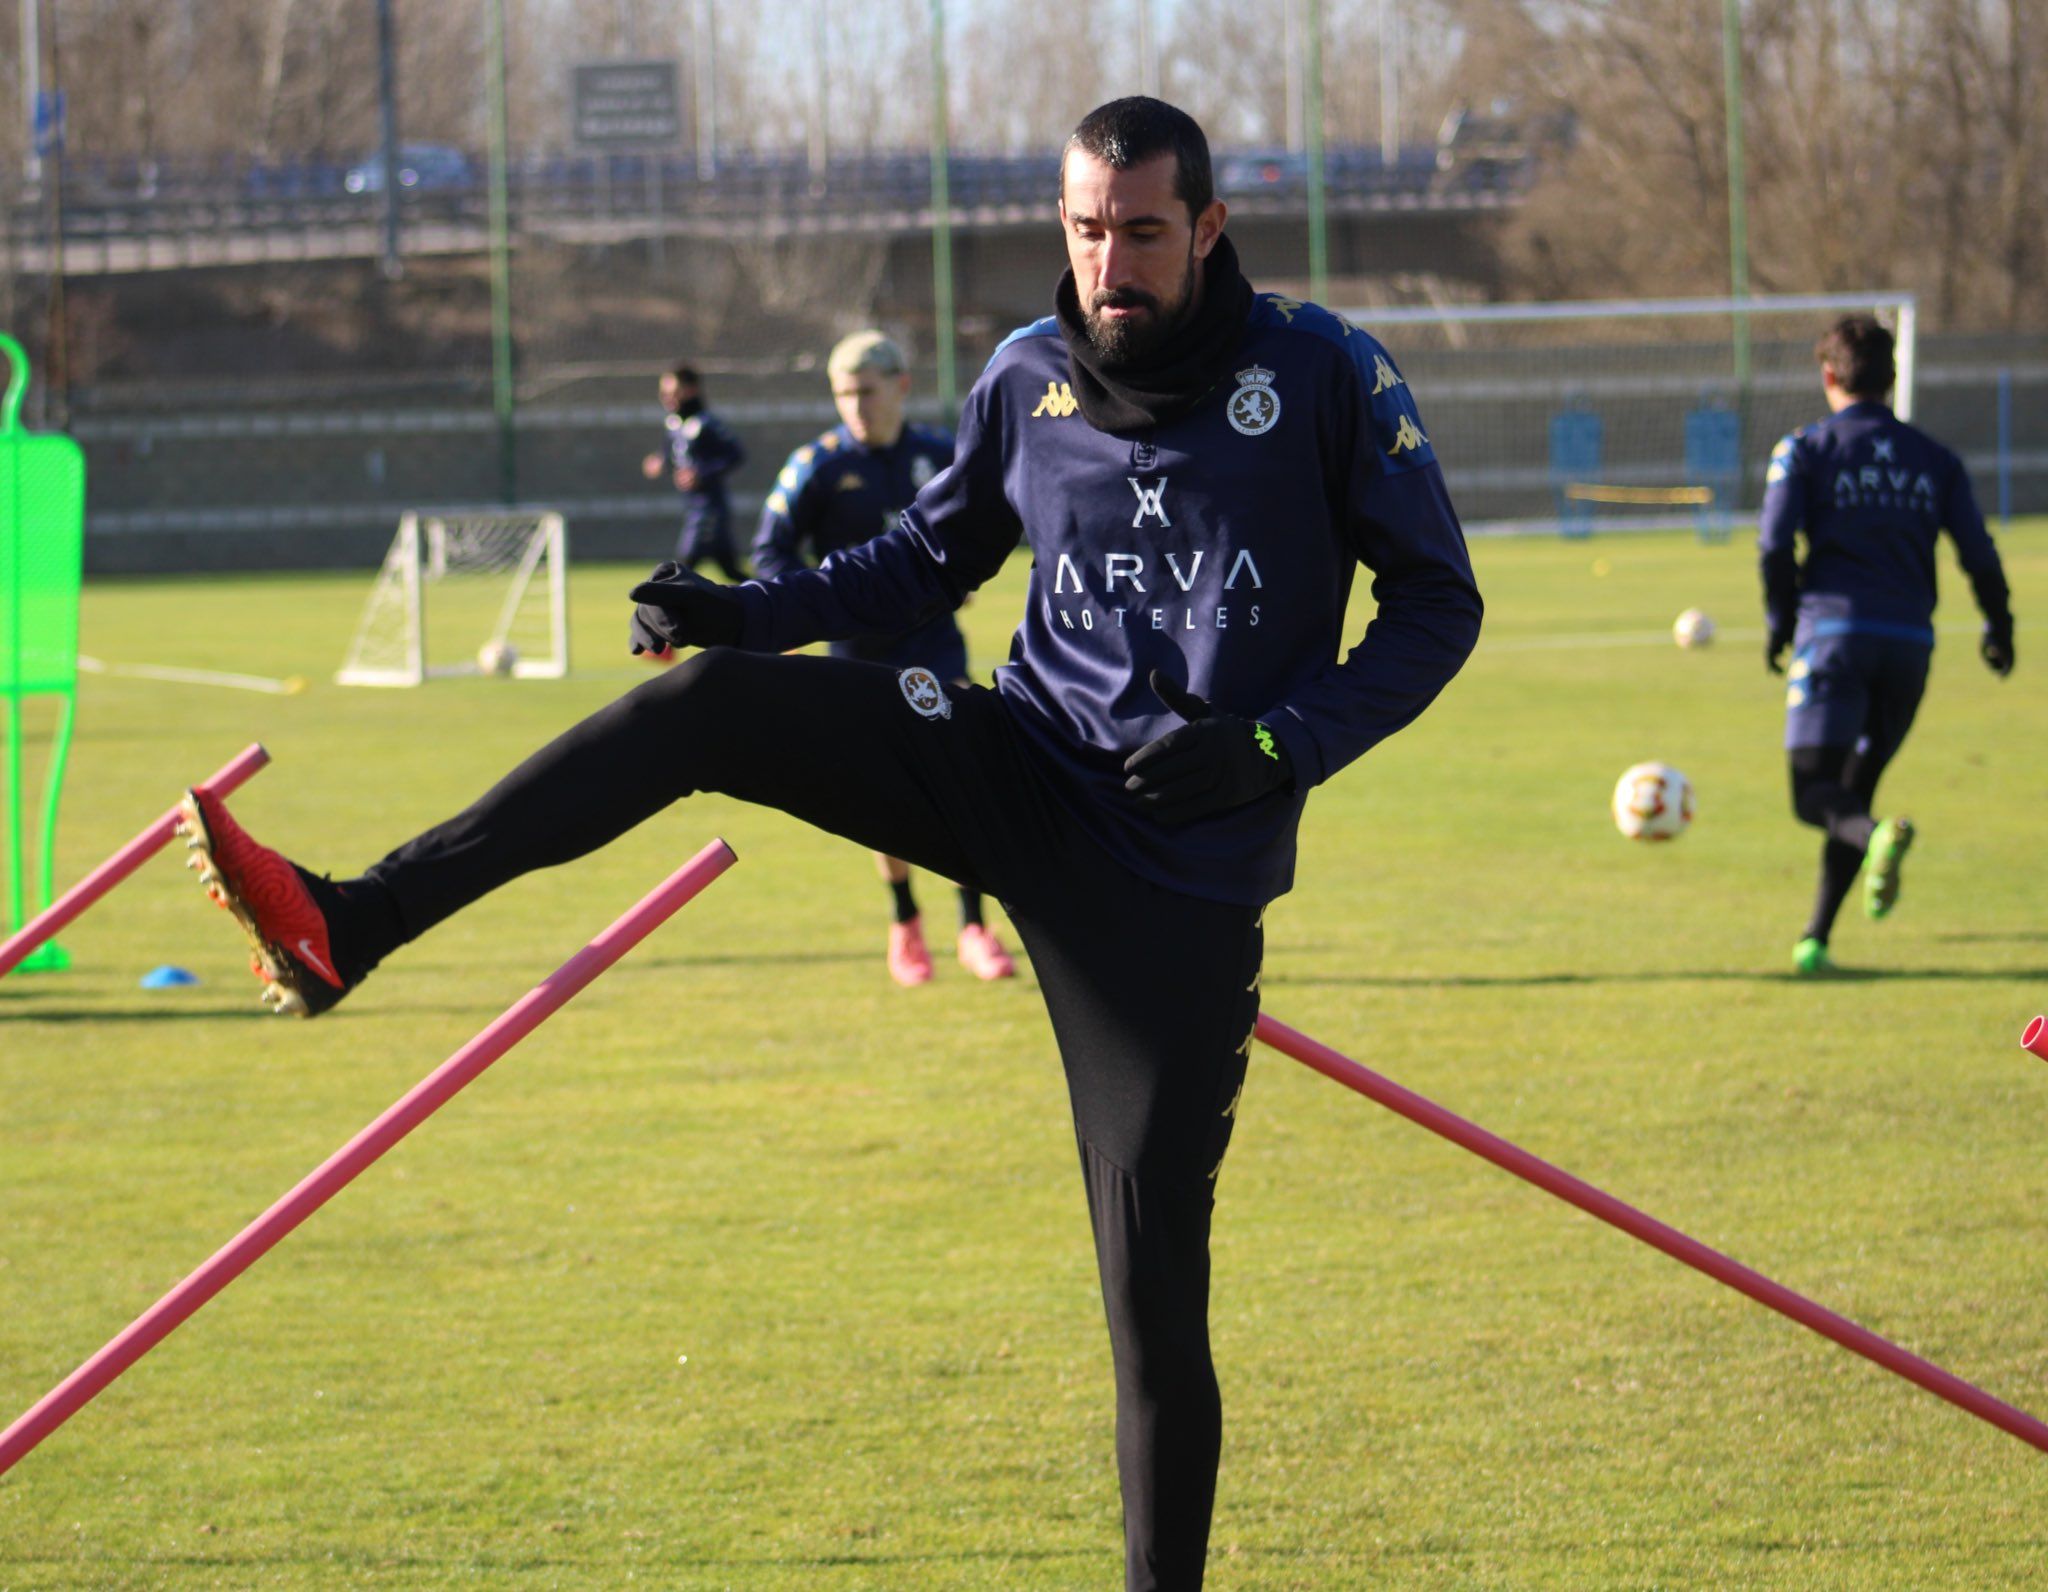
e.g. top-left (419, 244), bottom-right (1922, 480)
top-left (360, 649), bottom-right (1263, 1592)
top-left (1787, 716), bottom-right (1914, 945)
top-left (1783, 632), bottom-right (1928, 943)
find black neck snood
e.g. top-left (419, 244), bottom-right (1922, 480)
top-left (1054, 233), bottom-right (1256, 433)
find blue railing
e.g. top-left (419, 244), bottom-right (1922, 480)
top-left (9, 142), bottom-right (1530, 237)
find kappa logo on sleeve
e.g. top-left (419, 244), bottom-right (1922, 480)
top-left (898, 667), bottom-right (954, 720)
top-left (1387, 414), bottom-right (1429, 455)
top-left (1031, 382), bottom-right (1079, 419)
top-left (1365, 348), bottom-right (1432, 466)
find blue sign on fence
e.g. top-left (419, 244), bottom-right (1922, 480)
top-left (32, 90), bottom-right (66, 157)
top-left (1549, 407), bottom-right (1603, 539)
top-left (1683, 404), bottom-right (1741, 543)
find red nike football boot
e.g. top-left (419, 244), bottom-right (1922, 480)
top-left (176, 788), bottom-right (362, 1017)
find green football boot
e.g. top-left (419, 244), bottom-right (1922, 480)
top-left (1863, 817), bottom-right (1915, 920)
top-left (1792, 937), bottom-right (1835, 976)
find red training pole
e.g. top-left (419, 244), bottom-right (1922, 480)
top-left (0, 839), bottom-right (737, 1477)
top-left (2023, 1016), bottom-right (2048, 1062)
top-left (0, 741), bottom-right (272, 979)
top-left (1254, 1011), bottom-right (2048, 1456)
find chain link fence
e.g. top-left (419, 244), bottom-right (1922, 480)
top-left (1, 139), bottom-right (2041, 572)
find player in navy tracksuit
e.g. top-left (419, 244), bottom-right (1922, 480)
top-left (642, 363), bottom-right (747, 580)
top-left (753, 329), bottom-right (1017, 986)
top-left (183, 99), bottom-right (1481, 1591)
top-left (1759, 314), bottom-right (2013, 974)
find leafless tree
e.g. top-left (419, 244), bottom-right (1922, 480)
top-left (6, 0), bottom-right (2045, 331)
top-left (954, 0), bottom-right (1123, 151)
top-left (1487, 0), bottom-right (2048, 327)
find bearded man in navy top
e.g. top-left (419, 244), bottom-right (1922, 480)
top-left (1760, 315), bottom-right (2013, 975)
top-left (180, 98), bottom-right (1482, 1592)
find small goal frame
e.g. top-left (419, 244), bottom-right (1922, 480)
top-left (336, 509), bottom-right (569, 688)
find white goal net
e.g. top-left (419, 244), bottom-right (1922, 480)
top-left (1337, 292), bottom-right (1917, 537)
top-left (336, 509), bottom-right (569, 687)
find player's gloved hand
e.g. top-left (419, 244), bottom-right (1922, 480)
top-left (628, 561), bottom-right (744, 654)
top-left (1765, 626), bottom-right (1794, 675)
top-left (1982, 615), bottom-right (2016, 678)
top-left (1123, 669), bottom-right (1294, 825)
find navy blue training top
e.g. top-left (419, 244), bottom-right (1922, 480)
top-left (1759, 400), bottom-right (2009, 645)
top-left (732, 291), bottom-right (1483, 906)
top-left (751, 421), bottom-right (965, 666)
top-left (661, 407), bottom-right (747, 509)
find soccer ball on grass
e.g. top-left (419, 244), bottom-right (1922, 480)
top-left (1612, 761), bottom-right (1694, 840)
top-left (1673, 608), bottom-right (1716, 649)
top-left (477, 639), bottom-right (520, 677)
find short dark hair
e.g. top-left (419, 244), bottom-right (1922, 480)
top-left (1062, 97), bottom-right (1214, 221)
top-left (1815, 315), bottom-right (1894, 398)
top-left (669, 363), bottom-right (700, 387)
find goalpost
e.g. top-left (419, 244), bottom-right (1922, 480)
top-left (1336, 292), bottom-right (1917, 537)
top-left (337, 510), bottom-right (569, 687)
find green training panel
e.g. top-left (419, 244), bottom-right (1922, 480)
top-left (1, 330), bottom-right (86, 970)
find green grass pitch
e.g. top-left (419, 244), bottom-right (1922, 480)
top-left (2, 523), bottom-right (2044, 1588)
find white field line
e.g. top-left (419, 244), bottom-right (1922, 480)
top-left (77, 655), bottom-right (308, 695)
top-left (1482, 628), bottom-right (1754, 652)
top-left (1479, 619), bottom-right (1992, 655)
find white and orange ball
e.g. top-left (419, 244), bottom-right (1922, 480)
top-left (1612, 761), bottom-right (1694, 841)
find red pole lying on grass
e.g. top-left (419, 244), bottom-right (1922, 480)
top-left (0, 839), bottom-right (737, 1478)
top-left (2023, 1016), bottom-right (2048, 1062)
top-left (0, 741), bottom-right (273, 980)
top-left (1254, 1011), bottom-right (2048, 1457)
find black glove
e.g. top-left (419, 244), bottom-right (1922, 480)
top-left (628, 562), bottom-right (744, 654)
top-left (1983, 615), bottom-right (2016, 678)
top-left (1765, 626), bottom-right (1794, 675)
top-left (1122, 669), bottom-right (1294, 826)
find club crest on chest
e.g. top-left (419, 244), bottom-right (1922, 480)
top-left (1227, 365), bottom-right (1281, 437)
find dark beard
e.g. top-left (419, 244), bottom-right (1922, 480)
top-left (1052, 232), bottom-right (1253, 431)
top-left (1082, 249), bottom-right (1199, 366)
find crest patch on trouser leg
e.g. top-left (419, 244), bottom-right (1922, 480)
top-left (897, 667), bottom-right (953, 720)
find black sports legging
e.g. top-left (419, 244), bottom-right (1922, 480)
top-left (357, 649), bottom-right (1264, 1592)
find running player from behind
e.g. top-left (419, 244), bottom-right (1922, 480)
top-left (1761, 313), bottom-right (2014, 974)
top-left (752, 330), bottom-right (1016, 986)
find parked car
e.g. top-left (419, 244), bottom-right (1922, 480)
top-left (344, 143), bottom-right (476, 195)
top-left (1216, 152), bottom-right (1309, 196)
